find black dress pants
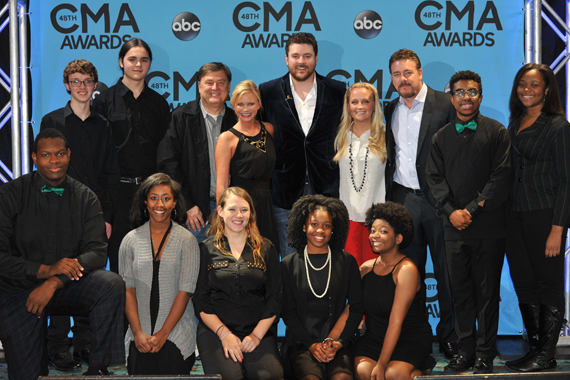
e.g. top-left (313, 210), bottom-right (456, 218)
top-left (0, 270), bottom-right (125, 380)
top-left (445, 238), bottom-right (504, 360)
top-left (392, 184), bottom-right (456, 344)
top-left (506, 208), bottom-right (566, 310)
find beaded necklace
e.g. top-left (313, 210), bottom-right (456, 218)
top-left (348, 125), bottom-right (369, 193)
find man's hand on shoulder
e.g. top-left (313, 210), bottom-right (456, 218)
top-left (37, 258), bottom-right (84, 281)
top-left (26, 276), bottom-right (63, 318)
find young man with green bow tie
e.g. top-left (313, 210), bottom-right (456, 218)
top-left (426, 70), bottom-right (512, 375)
top-left (0, 129), bottom-right (125, 378)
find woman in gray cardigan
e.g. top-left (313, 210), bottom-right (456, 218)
top-left (119, 173), bottom-right (200, 375)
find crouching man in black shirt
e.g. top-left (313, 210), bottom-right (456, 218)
top-left (0, 129), bottom-right (125, 379)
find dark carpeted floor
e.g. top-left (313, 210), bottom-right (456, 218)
top-left (1, 337), bottom-right (570, 378)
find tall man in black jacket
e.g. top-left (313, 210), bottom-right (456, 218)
top-left (384, 49), bottom-right (457, 357)
top-left (158, 62), bottom-right (236, 243)
top-left (40, 58), bottom-right (120, 371)
top-left (259, 32), bottom-right (345, 257)
top-left (426, 70), bottom-right (511, 374)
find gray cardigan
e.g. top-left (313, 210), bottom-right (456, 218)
top-left (119, 221), bottom-right (200, 360)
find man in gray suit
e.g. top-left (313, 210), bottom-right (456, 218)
top-left (384, 48), bottom-right (457, 358)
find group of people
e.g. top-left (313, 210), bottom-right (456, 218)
top-left (0, 30), bottom-right (568, 380)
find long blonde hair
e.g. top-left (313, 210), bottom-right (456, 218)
top-left (333, 82), bottom-right (387, 163)
top-left (208, 187), bottom-right (265, 267)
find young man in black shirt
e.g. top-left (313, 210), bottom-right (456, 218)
top-left (426, 70), bottom-right (512, 374)
top-left (0, 129), bottom-right (125, 379)
top-left (40, 59), bottom-right (120, 371)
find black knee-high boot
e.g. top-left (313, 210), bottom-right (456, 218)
top-left (506, 303), bottom-right (540, 367)
top-left (507, 304), bottom-right (563, 372)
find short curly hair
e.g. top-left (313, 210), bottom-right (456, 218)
top-left (287, 195), bottom-right (349, 251)
top-left (364, 202), bottom-right (413, 249)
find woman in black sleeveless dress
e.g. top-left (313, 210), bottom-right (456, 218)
top-left (354, 202), bottom-right (435, 380)
top-left (215, 80), bottom-right (279, 252)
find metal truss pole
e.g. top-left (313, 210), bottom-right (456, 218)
top-left (534, 0), bottom-right (542, 63)
top-left (9, 0), bottom-right (20, 178)
top-left (18, 1), bottom-right (29, 173)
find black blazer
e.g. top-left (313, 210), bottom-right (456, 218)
top-left (384, 85), bottom-right (455, 207)
top-left (259, 73), bottom-right (346, 209)
top-left (157, 100), bottom-right (237, 218)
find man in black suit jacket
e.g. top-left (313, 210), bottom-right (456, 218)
top-left (259, 33), bottom-right (345, 257)
top-left (158, 62), bottom-right (236, 243)
top-left (384, 49), bottom-right (458, 357)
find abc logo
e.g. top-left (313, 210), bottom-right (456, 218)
top-left (172, 12), bottom-right (201, 41)
top-left (354, 10), bottom-right (383, 39)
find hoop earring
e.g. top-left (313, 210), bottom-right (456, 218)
top-left (172, 209), bottom-right (177, 219)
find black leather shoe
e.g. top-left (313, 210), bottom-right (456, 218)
top-left (444, 355), bottom-right (475, 373)
top-left (83, 367), bottom-right (112, 376)
top-left (473, 358), bottom-right (494, 374)
top-left (49, 351), bottom-right (81, 371)
top-left (73, 347), bottom-right (90, 364)
top-left (439, 341), bottom-right (458, 358)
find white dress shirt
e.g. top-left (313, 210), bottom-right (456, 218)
top-left (339, 129), bottom-right (386, 222)
top-left (392, 83), bottom-right (427, 190)
top-left (290, 74), bottom-right (317, 136)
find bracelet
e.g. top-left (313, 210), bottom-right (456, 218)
top-left (220, 331), bottom-right (232, 341)
top-left (251, 333), bottom-right (262, 342)
top-left (322, 337), bottom-right (335, 344)
top-left (215, 324), bottom-right (225, 337)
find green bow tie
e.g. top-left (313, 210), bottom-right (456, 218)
top-left (456, 120), bottom-right (477, 133)
top-left (41, 185), bottom-right (64, 196)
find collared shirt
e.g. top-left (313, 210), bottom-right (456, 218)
top-left (392, 83), bottom-right (428, 190)
top-left (194, 236), bottom-right (281, 338)
top-left (339, 129), bottom-right (387, 222)
top-left (290, 74), bottom-right (317, 135)
top-left (509, 113), bottom-right (570, 226)
top-left (0, 172), bottom-right (107, 292)
top-left (92, 78), bottom-right (171, 178)
top-left (200, 100), bottom-right (226, 196)
top-left (40, 102), bottom-right (120, 224)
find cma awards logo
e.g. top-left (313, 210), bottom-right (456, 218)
top-left (50, 3), bottom-right (139, 50)
top-left (415, 1), bottom-right (503, 47)
top-left (233, 1), bottom-right (321, 48)
top-left (172, 12), bottom-right (201, 41)
top-left (353, 10), bottom-right (383, 39)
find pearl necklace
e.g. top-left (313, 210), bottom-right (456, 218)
top-left (348, 126), bottom-right (369, 193)
top-left (304, 245), bottom-right (331, 299)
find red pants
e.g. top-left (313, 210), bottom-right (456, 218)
top-left (344, 220), bottom-right (376, 267)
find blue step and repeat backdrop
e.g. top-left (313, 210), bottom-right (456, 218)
top-left (30, 0), bottom-right (525, 335)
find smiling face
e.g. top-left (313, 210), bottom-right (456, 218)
top-left (348, 87), bottom-right (375, 124)
top-left (146, 184), bottom-right (176, 226)
top-left (304, 208), bottom-right (332, 253)
top-left (218, 193), bottom-right (250, 235)
top-left (451, 79), bottom-right (482, 122)
top-left (32, 137), bottom-right (70, 187)
top-left (369, 219), bottom-right (402, 255)
top-left (65, 72), bottom-right (97, 105)
top-left (517, 69), bottom-right (547, 113)
top-left (286, 43), bottom-right (318, 83)
top-left (390, 59), bottom-right (423, 100)
top-left (119, 46), bottom-right (151, 83)
top-left (198, 69), bottom-right (231, 113)
top-left (234, 92), bottom-right (261, 123)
